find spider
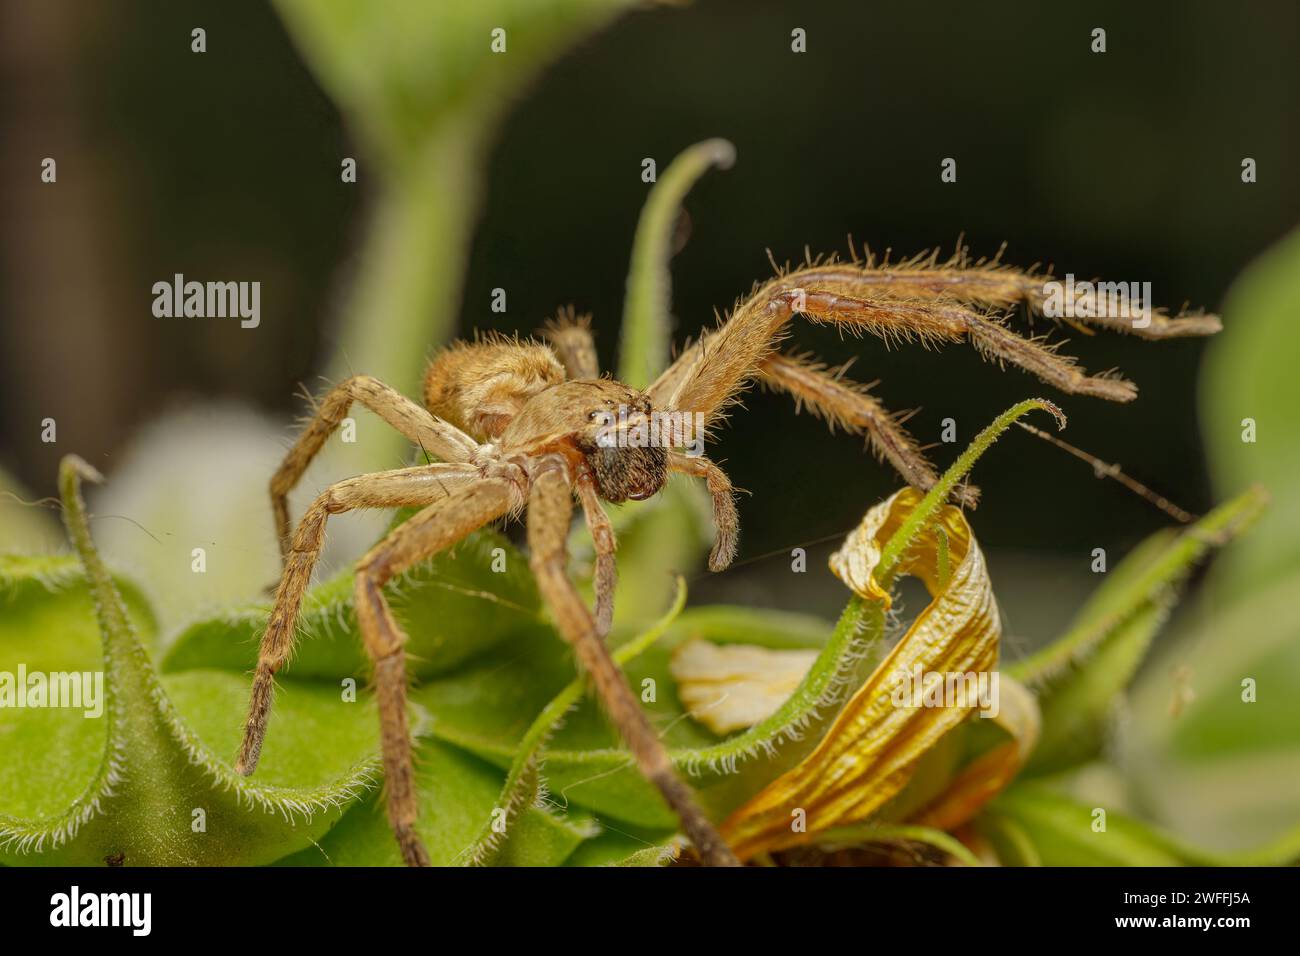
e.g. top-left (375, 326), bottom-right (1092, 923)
top-left (233, 246), bottom-right (1219, 867)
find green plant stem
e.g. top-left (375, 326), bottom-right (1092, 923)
top-left (877, 398), bottom-right (1066, 585)
top-left (325, 132), bottom-right (481, 400)
top-left (620, 138), bottom-right (735, 388)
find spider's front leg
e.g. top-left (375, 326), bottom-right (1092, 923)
top-left (659, 341), bottom-right (979, 509)
top-left (269, 375), bottom-right (479, 561)
top-left (352, 477), bottom-right (521, 866)
top-left (544, 312), bottom-right (622, 632)
top-left (235, 463), bottom-right (481, 778)
top-left (668, 452), bottom-right (739, 571)
top-left (574, 474), bottom-right (617, 635)
top-left (659, 281), bottom-right (1138, 419)
top-left (527, 460), bottom-right (741, 866)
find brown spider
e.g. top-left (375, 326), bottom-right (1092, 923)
top-left (233, 247), bottom-right (1219, 867)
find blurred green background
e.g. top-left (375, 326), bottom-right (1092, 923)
top-left (1, 0), bottom-right (1298, 853)
top-left (3, 0), bottom-right (1295, 564)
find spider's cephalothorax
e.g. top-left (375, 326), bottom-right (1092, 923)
top-left (514, 381), bottom-right (670, 502)
top-left (423, 338), bottom-right (670, 502)
top-left (234, 246), bottom-right (1219, 868)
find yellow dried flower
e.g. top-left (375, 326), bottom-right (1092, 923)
top-left (720, 487), bottom-right (1002, 859)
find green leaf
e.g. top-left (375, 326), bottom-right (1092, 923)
top-left (1122, 226), bottom-right (1300, 851)
top-left (1122, 566), bottom-right (1300, 850)
top-left (272, 739), bottom-right (594, 867)
top-left (1201, 224), bottom-right (1300, 601)
top-left (160, 507), bottom-right (641, 865)
top-left (976, 809), bottom-right (1042, 866)
top-left (1150, 572), bottom-right (1300, 764)
top-left (985, 784), bottom-right (1300, 866)
top-left (161, 670), bottom-right (383, 791)
top-left (1013, 486), bottom-right (1267, 775)
top-left (0, 554), bottom-right (158, 668)
top-left (562, 829), bottom-right (680, 867)
top-left (461, 577), bottom-right (688, 865)
top-left (417, 601), bottom-right (838, 829)
top-left (0, 458), bottom-right (373, 865)
top-left (0, 556), bottom-right (156, 821)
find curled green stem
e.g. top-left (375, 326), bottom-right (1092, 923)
top-left (877, 398), bottom-right (1066, 585)
top-left (620, 138), bottom-right (736, 388)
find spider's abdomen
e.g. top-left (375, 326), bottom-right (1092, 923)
top-left (424, 338), bottom-right (565, 440)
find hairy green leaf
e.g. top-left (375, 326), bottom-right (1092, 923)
top-left (163, 529), bottom-right (544, 680)
top-left (0, 459), bottom-right (374, 865)
top-left (461, 578), bottom-right (687, 865)
top-left (273, 739), bottom-right (594, 867)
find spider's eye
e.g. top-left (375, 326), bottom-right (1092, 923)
top-left (588, 410), bottom-right (604, 422)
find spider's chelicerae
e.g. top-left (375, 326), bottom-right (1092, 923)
top-left (234, 247), bottom-right (1219, 867)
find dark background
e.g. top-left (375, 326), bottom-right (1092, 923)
top-left (2, 0), bottom-right (1297, 628)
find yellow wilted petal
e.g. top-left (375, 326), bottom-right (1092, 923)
top-left (909, 675), bottom-right (1040, 832)
top-left (670, 640), bottom-right (819, 734)
top-left (719, 487), bottom-right (1000, 860)
top-left (826, 495), bottom-right (897, 607)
